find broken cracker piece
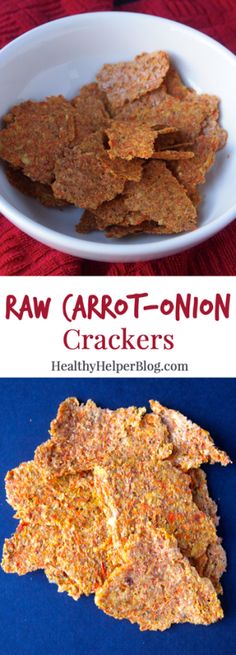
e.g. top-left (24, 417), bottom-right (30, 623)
top-left (2, 521), bottom-right (61, 575)
top-left (96, 51), bottom-right (169, 111)
top-left (152, 150), bottom-right (194, 160)
top-left (76, 210), bottom-right (98, 233)
top-left (171, 134), bottom-right (219, 194)
top-left (78, 129), bottom-right (107, 154)
top-left (2, 460), bottom-right (109, 598)
top-left (114, 85), bottom-right (168, 120)
top-left (193, 541), bottom-right (227, 595)
top-left (115, 93), bottom-right (218, 141)
top-left (72, 90), bottom-right (110, 144)
top-left (0, 97), bottom-right (76, 184)
top-left (5, 165), bottom-right (67, 207)
top-left (189, 469), bottom-right (219, 526)
top-left (94, 459), bottom-right (217, 559)
top-left (123, 160), bottom-right (197, 232)
top-left (150, 400), bottom-right (231, 470)
top-left (188, 468), bottom-right (226, 592)
top-left (95, 525), bottom-right (223, 631)
top-left (76, 211), bottom-right (175, 237)
top-left (45, 565), bottom-right (85, 601)
top-left (105, 222), bottom-right (177, 238)
top-left (165, 64), bottom-right (194, 99)
top-left (35, 397), bottom-right (172, 476)
top-left (53, 148), bottom-right (142, 209)
top-left (106, 121), bottom-right (158, 160)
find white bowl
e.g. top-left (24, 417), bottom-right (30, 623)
top-left (0, 11), bottom-right (235, 263)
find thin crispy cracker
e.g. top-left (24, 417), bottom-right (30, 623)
top-left (2, 461), bottom-right (109, 599)
top-left (2, 521), bottom-right (61, 574)
top-left (105, 222), bottom-right (177, 238)
top-left (78, 129), bottom-right (107, 154)
top-left (0, 97), bottom-right (76, 184)
top-left (45, 565), bottom-right (86, 600)
top-left (150, 400), bottom-right (231, 470)
top-left (165, 64), bottom-right (194, 99)
top-left (171, 134), bottom-right (219, 194)
top-left (35, 397), bottom-right (172, 476)
top-left (94, 459), bottom-right (217, 559)
top-left (76, 210), bottom-right (98, 233)
top-left (151, 94), bottom-right (219, 140)
top-left (114, 93), bottom-right (218, 141)
top-left (53, 147), bottom-right (142, 209)
top-left (77, 196), bottom-right (140, 232)
top-left (75, 82), bottom-right (108, 104)
top-left (188, 469), bottom-right (226, 593)
top-left (76, 211), bottom-right (175, 237)
top-left (95, 525), bottom-right (223, 631)
top-left (189, 469), bottom-right (219, 526)
top-left (113, 85), bottom-right (168, 120)
top-left (193, 542), bottom-right (227, 594)
top-left (202, 116), bottom-right (227, 150)
top-left (96, 51), bottom-right (169, 110)
top-left (72, 91), bottom-right (110, 144)
top-left (123, 160), bottom-right (197, 231)
top-left (159, 141), bottom-right (194, 150)
top-left (5, 165), bottom-right (67, 207)
top-left (79, 197), bottom-right (127, 230)
top-left (152, 150), bottom-right (194, 160)
top-left (106, 121), bottom-right (158, 160)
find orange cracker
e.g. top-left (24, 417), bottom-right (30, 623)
top-left (150, 94), bottom-right (220, 140)
top-left (113, 85), bottom-right (168, 120)
top-left (80, 197), bottom-right (128, 230)
top-left (72, 90), bottom-right (110, 144)
top-left (35, 397), bottom-right (172, 476)
top-left (76, 212), bottom-right (176, 237)
top-left (171, 134), bottom-right (219, 194)
top-left (79, 129), bottom-right (107, 154)
top-left (193, 541), bottom-right (227, 595)
top-left (5, 165), bottom-right (67, 208)
top-left (77, 196), bottom-right (136, 232)
top-left (2, 460), bottom-right (109, 599)
top-left (76, 210), bottom-right (98, 233)
top-left (45, 565), bottom-right (87, 600)
top-left (202, 115), bottom-right (227, 150)
top-left (165, 64), bottom-right (194, 99)
top-left (188, 468), bottom-right (226, 592)
top-left (123, 160), bottom-right (197, 232)
top-left (94, 459), bottom-right (217, 559)
top-left (2, 521), bottom-right (61, 575)
top-left (96, 51), bottom-right (169, 111)
top-left (189, 469), bottom-right (219, 526)
top-left (114, 93), bottom-right (218, 141)
top-left (150, 400), bottom-right (231, 470)
top-left (105, 222), bottom-right (174, 238)
top-left (0, 97), bottom-right (76, 184)
top-left (53, 146), bottom-right (142, 209)
top-left (95, 525), bottom-right (223, 631)
top-left (106, 121), bottom-right (158, 160)
top-left (151, 150), bottom-right (194, 160)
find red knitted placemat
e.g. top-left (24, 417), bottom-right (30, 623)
top-left (0, 0), bottom-right (235, 275)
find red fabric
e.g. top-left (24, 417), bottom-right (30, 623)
top-left (0, 0), bottom-right (235, 276)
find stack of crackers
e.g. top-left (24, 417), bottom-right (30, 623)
top-left (0, 51), bottom-right (227, 238)
top-left (2, 397), bottom-right (231, 631)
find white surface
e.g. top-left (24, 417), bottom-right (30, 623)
top-left (0, 12), bottom-right (235, 263)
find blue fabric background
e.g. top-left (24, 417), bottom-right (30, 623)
top-left (0, 378), bottom-right (235, 655)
